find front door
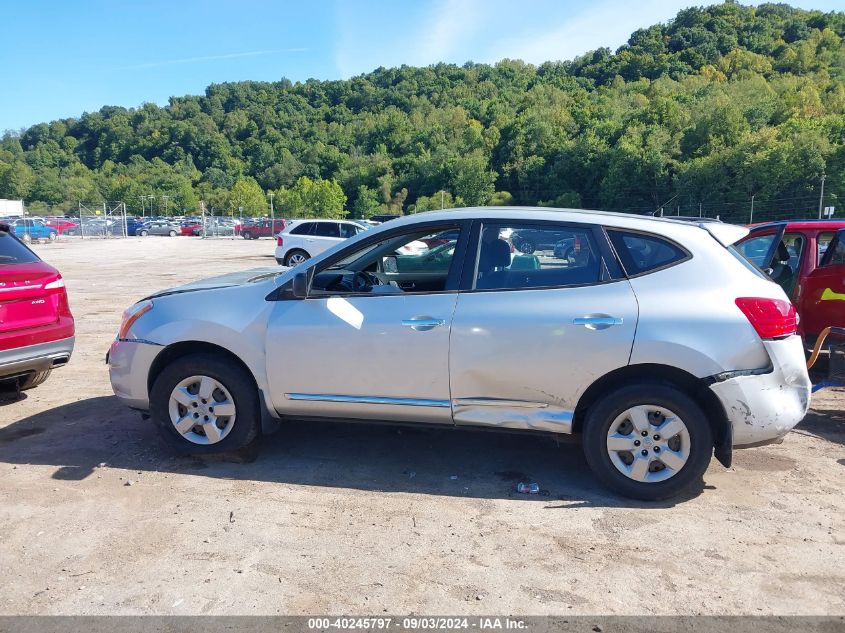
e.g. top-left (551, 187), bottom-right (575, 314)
top-left (449, 220), bottom-right (638, 433)
top-left (265, 222), bottom-right (467, 424)
top-left (801, 228), bottom-right (845, 339)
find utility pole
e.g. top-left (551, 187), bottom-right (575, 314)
top-left (441, 191), bottom-right (444, 210)
top-left (162, 195), bottom-right (170, 217)
top-left (750, 195), bottom-right (755, 225)
top-left (699, 202), bottom-right (702, 218)
top-left (268, 191), bottom-right (275, 227)
top-left (818, 172), bottom-right (826, 219)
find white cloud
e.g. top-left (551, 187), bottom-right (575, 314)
top-left (489, 0), bottom-right (695, 64)
top-left (415, 0), bottom-right (488, 64)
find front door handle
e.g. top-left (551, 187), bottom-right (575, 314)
top-left (573, 315), bottom-right (623, 330)
top-left (402, 317), bottom-right (446, 331)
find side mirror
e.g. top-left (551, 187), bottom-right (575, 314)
top-left (292, 271), bottom-right (310, 299)
top-left (383, 256), bottom-right (398, 273)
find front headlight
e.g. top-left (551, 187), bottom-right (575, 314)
top-left (118, 300), bottom-right (153, 340)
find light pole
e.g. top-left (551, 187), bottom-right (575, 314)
top-left (268, 191), bottom-right (275, 226)
top-left (162, 195), bottom-right (170, 217)
top-left (818, 172), bottom-right (826, 219)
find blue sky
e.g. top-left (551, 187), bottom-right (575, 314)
top-left (1, 0), bottom-right (842, 131)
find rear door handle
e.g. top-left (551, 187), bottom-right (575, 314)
top-left (401, 317), bottom-right (446, 331)
top-left (573, 316), bottom-right (623, 330)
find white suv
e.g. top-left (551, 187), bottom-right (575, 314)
top-left (275, 219), bottom-right (368, 267)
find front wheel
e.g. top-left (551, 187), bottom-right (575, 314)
top-left (150, 353), bottom-right (260, 455)
top-left (582, 383), bottom-right (713, 501)
top-left (21, 233), bottom-right (32, 243)
top-left (48, 231), bottom-right (58, 242)
top-left (139, 230), bottom-right (149, 237)
top-left (169, 230), bottom-right (177, 237)
top-left (242, 231), bottom-right (252, 240)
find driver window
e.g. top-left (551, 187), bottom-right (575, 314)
top-left (309, 226), bottom-right (462, 295)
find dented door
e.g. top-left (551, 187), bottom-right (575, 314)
top-left (448, 280), bottom-right (639, 434)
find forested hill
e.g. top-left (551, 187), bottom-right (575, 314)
top-left (2, 1), bottom-right (844, 221)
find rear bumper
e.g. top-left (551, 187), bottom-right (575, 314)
top-left (709, 335), bottom-right (811, 447)
top-left (0, 336), bottom-right (74, 381)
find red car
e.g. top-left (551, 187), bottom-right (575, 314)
top-left (239, 219), bottom-right (286, 240)
top-left (0, 223), bottom-right (74, 392)
top-left (180, 221), bottom-right (202, 236)
top-left (735, 220), bottom-right (845, 345)
top-left (44, 218), bottom-right (78, 235)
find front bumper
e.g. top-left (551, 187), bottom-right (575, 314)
top-left (0, 336), bottom-right (75, 381)
top-left (107, 339), bottom-right (163, 409)
top-left (709, 335), bottom-right (811, 447)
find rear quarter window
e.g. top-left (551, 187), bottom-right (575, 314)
top-left (289, 222), bottom-right (314, 236)
top-left (607, 230), bottom-right (688, 276)
top-left (0, 231), bottom-right (39, 265)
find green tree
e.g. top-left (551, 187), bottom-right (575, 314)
top-left (228, 176), bottom-right (266, 216)
top-left (276, 177), bottom-right (347, 219)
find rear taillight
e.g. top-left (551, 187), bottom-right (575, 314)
top-left (277, 236), bottom-right (284, 247)
top-left (735, 297), bottom-right (797, 339)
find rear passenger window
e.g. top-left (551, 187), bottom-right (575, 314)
top-left (608, 230), bottom-right (688, 276)
top-left (474, 223), bottom-right (602, 290)
top-left (313, 223), bottom-right (340, 238)
top-left (290, 222), bottom-right (315, 236)
top-left (818, 232), bottom-right (835, 265)
top-left (824, 236), bottom-right (845, 266)
top-left (0, 231), bottom-right (39, 265)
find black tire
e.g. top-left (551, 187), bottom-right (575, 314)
top-left (582, 383), bottom-right (713, 501)
top-left (150, 353), bottom-right (261, 455)
top-left (21, 233), bottom-right (32, 243)
top-left (19, 370), bottom-right (51, 390)
top-left (519, 240), bottom-right (535, 254)
top-left (48, 231), bottom-right (58, 242)
top-left (284, 249), bottom-right (310, 267)
top-left (139, 230), bottom-right (149, 237)
top-left (242, 231), bottom-right (252, 240)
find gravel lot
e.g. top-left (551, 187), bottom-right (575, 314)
top-left (0, 236), bottom-right (843, 615)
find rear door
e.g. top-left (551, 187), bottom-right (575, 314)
top-left (448, 220), bottom-right (638, 433)
top-left (801, 228), bottom-right (845, 339)
top-left (310, 222), bottom-right (343, 255)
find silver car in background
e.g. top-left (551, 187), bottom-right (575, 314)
top-left (108, 207), bottom-right (811, 500)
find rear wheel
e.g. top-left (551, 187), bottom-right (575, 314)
top-left (582, 383), bottom-right (712, 501)
top-left (242, 231), bottom-right (253, 240)
top-left (284, 249), bottom-right (310, 266)
top-left (21, 233), bottom-right (32, 243)
top-left (168, 230), bottom-right (177, 237)
top-left (48, 231), bottom-right (58, 242)
top-left (139, 229), bottom-right (149, 237)
top-left (19, 370), bottom-right (51, 390)
top-left (150, 353), bottom-right (260, 455)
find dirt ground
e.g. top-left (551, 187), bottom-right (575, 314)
top-left (0, 236), bottom-right (843, 616)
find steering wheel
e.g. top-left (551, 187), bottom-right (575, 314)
top-left (352, 271), bottom-right (376, 292)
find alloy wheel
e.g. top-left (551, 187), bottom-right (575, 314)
top-left (168, 375), bottom-right (237, 445)
top-left (287, 252), bottom-right (307, 265)
top-left (605, 405), bottom-right (690, 483)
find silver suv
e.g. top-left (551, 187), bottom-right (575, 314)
top-left (108, 208), bottom-right (811, 500)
